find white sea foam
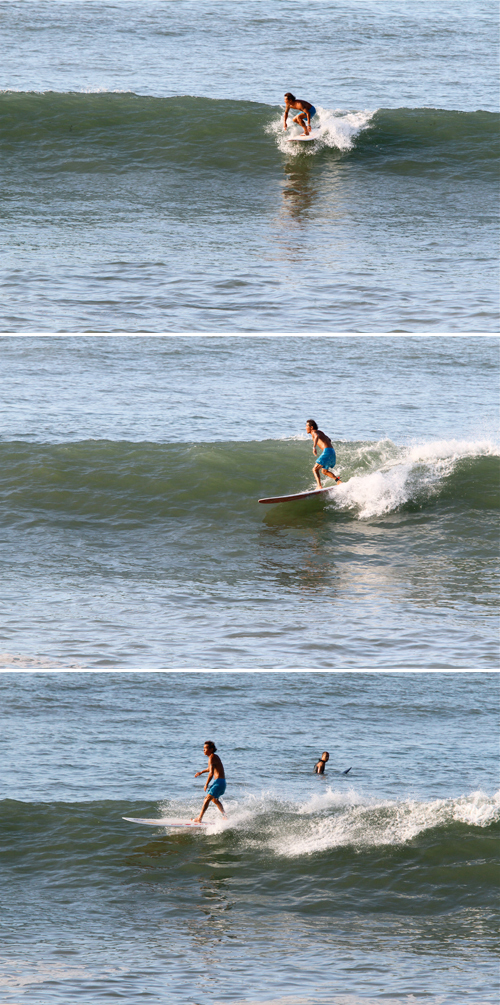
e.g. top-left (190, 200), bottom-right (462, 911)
top-left (159, 788), bottom-right (500, 850)
top-left (268, 788), bottom-right (498, 857)
top-left (266, 107), bottom-right (375, 154)
top-left (0, 652), bottom-right (83, 668)
top-left (330, 437), bottom-right (498, 519)
top-left (79, 87), bottom-right (132, 94)
top-left (275, 791), bottom-right (497, 856)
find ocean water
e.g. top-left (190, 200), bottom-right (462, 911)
top-left (2, 4), bottom-right (500, 995)
top-left (1, 671), bottom-right (499, 1005)
top-left (0, 334), bottom-right (498, 670)
top-left (1, 0), bottom-right (499, 332)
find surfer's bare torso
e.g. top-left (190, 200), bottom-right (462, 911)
top-left (310, 428), bottom-right (333, 454)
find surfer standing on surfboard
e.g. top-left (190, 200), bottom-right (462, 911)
top-left (306, 419), bottom-right (341, 488)
top-left (284, 93), bottom-right (316, 135)
top-left (192, 741), bottom-right (226, 822)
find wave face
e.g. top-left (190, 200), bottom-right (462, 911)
top-left (2, 790), bottom-right (498, 914)
top-left (0, 437), bottom-right (497, 527)
top-left (0, 92), bottom-right (497, 176)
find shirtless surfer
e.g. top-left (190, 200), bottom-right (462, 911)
top-left (314, 751), bottom-right (330, 774)
top-left (283, 93), bottom-right (316, 135)
top-left (306, 419), bottom-right (341, 488)
top-left (192, 741), bottom-right (226, 822)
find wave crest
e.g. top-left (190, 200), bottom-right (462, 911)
top-left (0, 437), bottom-right (497, 526)
top-left (158, 788), bottom-right (500, 857)
top-left (0, 93), bottom-right (497, 175)
top-left (330, 438), bottom-right (499, 519)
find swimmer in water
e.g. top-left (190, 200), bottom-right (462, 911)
top-left (314, 751), bottom-right (330, 774)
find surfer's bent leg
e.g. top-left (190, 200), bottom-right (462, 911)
top-left (208, 778), bottom-right (226, 815)
top-left (293, 112), bottom-right (308, 135)
top-left (193, 777), bottom-right (226, 822)
top-left (314, 447), bottom-right (339, 487)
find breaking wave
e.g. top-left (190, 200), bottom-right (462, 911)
top-left (0, 437), bottom-right (497, 527)
top-left (0, 92), bottom-right (497, 177)
top-left (4, 789), bottom-right (497, 912)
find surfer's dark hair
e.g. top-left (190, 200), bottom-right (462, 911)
top-left (204, 740), bottom-right (217, 752)
top-left (284, 92), bottom-right (296, 101)
top-left (306, 419), bottom-right (318, 430)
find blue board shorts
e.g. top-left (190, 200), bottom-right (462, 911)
top-left (207, 778), bottom-right (226, 799)
top-left (316, 447), bottom-right (336, 470)
top-left (308, 105), bottom-right (316, 119)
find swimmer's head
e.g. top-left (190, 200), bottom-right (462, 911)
top-left (204, 741), bottom-right (217, 753)
top-left (321, 752), bottom-right (329, 761)
top-left (306, 419), bottom-right (318, 431)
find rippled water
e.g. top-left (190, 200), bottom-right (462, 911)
top-left (1, 0), bottom-right (498, 331)
top-left (2, 672), bottom-right (499, 1004)
top-left (0, 335), bottom-right (498, 669)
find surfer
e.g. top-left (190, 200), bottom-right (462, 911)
top-left (306, 419), bottom-right (341, 488)
top-left (314, 751), bottom-right (329, 774)
top-left (283, 93), bottom-right (316, 135)
top-left (192, 741), bottom-right (226, 822)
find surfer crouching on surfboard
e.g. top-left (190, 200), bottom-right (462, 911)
top-left (192, 741), bottom-right (226, 822)
top-left (284, 93), bottom-right (316, 135)
top-left (306, 419), bottom-right (341, 488)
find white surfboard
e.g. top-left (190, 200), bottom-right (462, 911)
top-left (123, 816), bottom-right (207, 828)
top-left (287, 128), bottom-right (321, 142)
top-left (258, 485), bottom-right (338, 504)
